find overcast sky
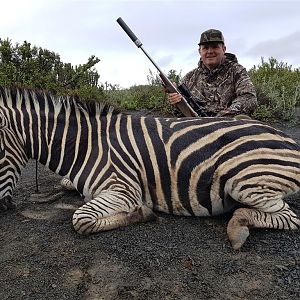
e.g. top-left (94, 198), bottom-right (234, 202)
top-left (1, 0), bottom-right (300, 88)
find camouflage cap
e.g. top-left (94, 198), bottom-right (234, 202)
top-left (198, 29), bottom-right (225, 45)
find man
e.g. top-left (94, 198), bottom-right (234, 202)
top-left (167, 29), bottom-right (257, 118)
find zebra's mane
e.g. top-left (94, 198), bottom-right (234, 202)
top-left (0, 85), bottom-right (121, 117)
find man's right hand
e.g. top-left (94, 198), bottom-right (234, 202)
top-left (167, 92), bottom-right (182, 105)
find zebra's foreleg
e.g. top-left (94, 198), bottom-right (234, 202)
top-left (227, 203), bottom-right (300, 250)
top-left (72, 191), bottom-right (156, 234)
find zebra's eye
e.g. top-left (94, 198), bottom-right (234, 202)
top-left (0, 113), bottom-right (7, 129)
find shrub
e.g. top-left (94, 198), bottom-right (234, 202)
top-left (249, 57), bottom-right (300, 121)
top-left (104, 84), bottom-right (174, 116)
top-left (0, 38), bottom-right (103, 99)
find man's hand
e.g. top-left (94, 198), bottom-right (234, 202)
top-left (216, 109), bottom-right (243, 118)
top-left (216, 109), bottom-right (235, 117)
top-left (167, 92), bottom-right (182, 105)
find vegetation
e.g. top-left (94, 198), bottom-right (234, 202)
top-left (103, 69), bottom-right (181, 116)
top-left (0, 38), bottom-right (104, 101)
top-left (0, 39), bottom-right (299, 122)
top-left (249, 57), bottom-right (300, 121)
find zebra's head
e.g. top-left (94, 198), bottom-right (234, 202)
top-left (0, 112), bottom-right (22, 210)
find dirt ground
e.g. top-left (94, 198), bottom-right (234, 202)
top-left (0, 121), bottom-right (300, 300)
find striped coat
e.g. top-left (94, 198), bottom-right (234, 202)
top-left (0, 86), bottom-right (299, 249)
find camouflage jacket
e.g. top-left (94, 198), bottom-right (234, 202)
top-left (180, 53), bottom-right (257, 117)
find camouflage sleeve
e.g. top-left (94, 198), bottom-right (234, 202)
top-left (228, 64), bottom-right (258, 115)
top-left (181, 69), bottom-right (196, 87)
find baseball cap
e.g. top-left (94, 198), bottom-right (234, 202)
top-left (198, 29), bottom-right (225, 45)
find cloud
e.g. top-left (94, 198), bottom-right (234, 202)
top-left (0, 0), bottom-right (46, 28)
top-left (246, 31), bottom-right (300, 67)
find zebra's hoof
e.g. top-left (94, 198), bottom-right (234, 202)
top-left (229, 227), bottom-right (249, 250)
top-left (227, 218), bottom-right (250, 250)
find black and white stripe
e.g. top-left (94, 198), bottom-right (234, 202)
top-left (0, 86), bottom-right (299, 249)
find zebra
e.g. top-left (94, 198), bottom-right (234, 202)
top-left (0, 86), bottom-right (299, 250)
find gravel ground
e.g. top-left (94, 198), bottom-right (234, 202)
top-left (0, 121), bottom-right (299, 300)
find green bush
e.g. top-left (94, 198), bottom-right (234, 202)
top-left (249, 57), bottom-right (300, 121)
top-left (104, 84), bottom-right (174, 116)
top-left (103, 69), bottom-right (183, 116)
top-left (0, 38), bottom-right (104, 99)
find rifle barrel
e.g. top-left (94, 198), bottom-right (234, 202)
top-left (116, 17), bottom-right (142, 48)
top-left (117, 17), bottom-right (163, 74)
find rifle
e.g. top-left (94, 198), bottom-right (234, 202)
top-left (176, 83), bottom-right (208, 117)
top-left (116, 17), bottom-right (200, 117)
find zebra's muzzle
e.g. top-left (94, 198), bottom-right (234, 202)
top-left (0, 195), bottom-right (16, 211)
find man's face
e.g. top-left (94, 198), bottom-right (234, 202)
top-left (199, 42), bottom-right (226, 70)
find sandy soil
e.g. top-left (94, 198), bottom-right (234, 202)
top-left (0, 121), bottom-right (299, 300)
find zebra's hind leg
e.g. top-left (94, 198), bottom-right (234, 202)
top-left (227, 196), bottom-right (300, 250)
top-left (72, 191), bottom-right (156, 234)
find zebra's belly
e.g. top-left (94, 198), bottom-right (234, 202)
top-left (151, 194), bottom-right (237, 217)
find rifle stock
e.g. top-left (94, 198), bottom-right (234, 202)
top-left (117, 17), bottom-right (198, 117)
